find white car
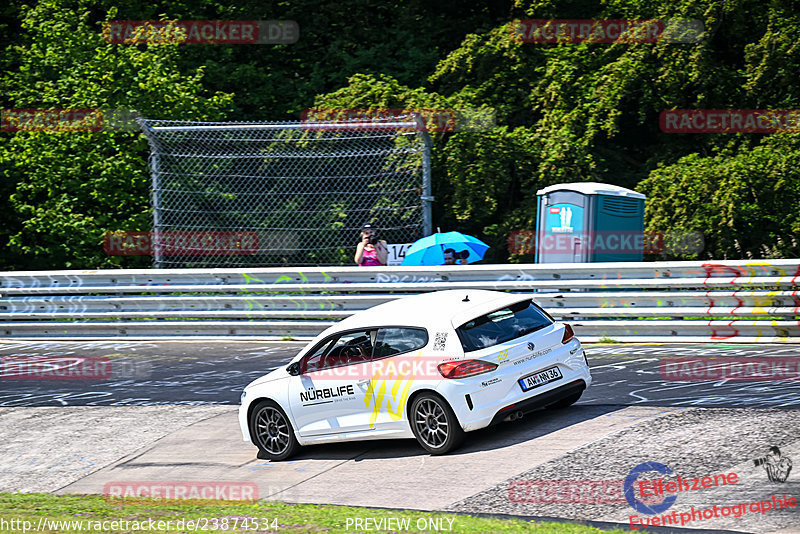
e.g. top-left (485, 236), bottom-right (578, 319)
top-left (239, 289), bottom-right (591, 460)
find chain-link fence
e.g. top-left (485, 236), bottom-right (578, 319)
top-left (138, 116), bottom-right (432, 268)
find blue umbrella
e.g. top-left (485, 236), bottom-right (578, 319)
top-left (401, 231), bottom-right (490, 266)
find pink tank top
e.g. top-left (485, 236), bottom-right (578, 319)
top-left (360, 247), bottom-right (382, 266)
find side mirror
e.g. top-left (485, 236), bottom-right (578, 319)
top-left (287, 361), bottom-right (301, 376)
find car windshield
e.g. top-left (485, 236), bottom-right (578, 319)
top-left (456, 299), bottom-right (553, 352)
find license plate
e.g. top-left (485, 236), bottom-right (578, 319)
top-left (519, 366), bottom-right (562, 392)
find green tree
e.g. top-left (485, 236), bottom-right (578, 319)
top-left (4, 0), bottom-right (800, 268)
top-left (0, 1), bottom-right (232, 269)
top-left (316, 0), bottom-right (800, 261)
top-left (639, 133), bottom-right (800, 260)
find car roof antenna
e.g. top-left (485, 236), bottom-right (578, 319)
top-left (462, 294), bottom-right (470, 302)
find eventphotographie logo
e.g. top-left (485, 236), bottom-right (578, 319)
top-left (753, 446), bottom-right (793, 483)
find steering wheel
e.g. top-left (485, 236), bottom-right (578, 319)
top-left (341, 346), bottom-right (362, 360)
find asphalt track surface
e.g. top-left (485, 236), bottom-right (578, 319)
top-left (0, 340), bottom-right (798, 534)
top-left (0, 341), bottom-right (798, 407)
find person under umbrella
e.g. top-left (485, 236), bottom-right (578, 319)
top-left (443, 248), bottom-right (469, 265)
top-left (401, 231), bottom-right (489, 266)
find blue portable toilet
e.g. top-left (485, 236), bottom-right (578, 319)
top-left (534, 182), bottom-right (646, 263)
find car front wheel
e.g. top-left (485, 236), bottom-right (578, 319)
top-left (409, 393), bottom-right (465, 454)
top-left (249, 400), bottom-right (300, 461)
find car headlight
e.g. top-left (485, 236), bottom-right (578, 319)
top-left (240, 390), bottom-right (246, 402)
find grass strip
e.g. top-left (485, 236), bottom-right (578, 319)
top-left (0, 493), bottom-right (625, 533)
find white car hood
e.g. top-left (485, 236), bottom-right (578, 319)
top-left (245, 366), bottom-right (290, 389)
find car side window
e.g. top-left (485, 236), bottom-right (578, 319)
top-left (302, 337), bottom-right (336, 373)
top-left (302, 329), bottom-right (375, 372)
top-left (373, 327), bottom-right (429, 359)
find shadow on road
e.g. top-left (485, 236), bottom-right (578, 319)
top-left (285, 404), bottom-right (622, 462)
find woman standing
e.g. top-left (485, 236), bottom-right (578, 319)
top-left (354, 223), bottom-right (388, 266)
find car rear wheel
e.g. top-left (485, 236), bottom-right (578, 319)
top-left (410, 393), bottom-right (464, 454)
top-left (250, 400), bottom-right (299, 461)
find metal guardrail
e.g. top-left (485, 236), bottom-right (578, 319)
top-left (1, 259), bottom-right (798, 342)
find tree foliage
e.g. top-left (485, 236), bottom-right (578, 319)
top-left (640, 134), bottom-right (800, 259)
top-left (1, 0), bottom-right (799, 268)
top-left (1, 1), bottom-right (232, 269)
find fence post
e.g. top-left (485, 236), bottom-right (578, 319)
top-left (415, 113), bottom-right (434, 237)
top-left (140, 119), bottom-right (164, 269)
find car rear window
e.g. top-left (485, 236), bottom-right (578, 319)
top-left (455, 299), bottom-right (553, 352)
